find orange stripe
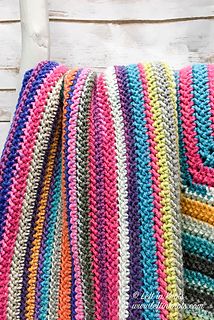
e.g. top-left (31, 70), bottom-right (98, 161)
top-left (58, 193), bottom-right (72, 319)
top-left (58, 69), bottom-right (78, 319)
top-left (181, 194), bottom-right (214, 226)
top-left (25, 123), bottom-right (61, 319)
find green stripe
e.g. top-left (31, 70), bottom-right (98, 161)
top-left (76, 71), bottom-right (96, 319)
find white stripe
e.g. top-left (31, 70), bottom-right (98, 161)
top-left (182, 214), bottom-right (214, 243)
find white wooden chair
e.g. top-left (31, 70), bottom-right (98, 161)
top-left (16, 0), bottom-right (49, 113)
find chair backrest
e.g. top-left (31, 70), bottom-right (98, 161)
top-left (15, 0), bottom-right (50, 116)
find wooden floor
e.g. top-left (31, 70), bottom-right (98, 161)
top-left (1, 0), bottom-right (214, 152)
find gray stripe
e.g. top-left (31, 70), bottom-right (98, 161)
top-left (152, 63), bottom-right (183, 318)
top-left (8, 77), bottom-right (64, 320)
top-left (47, 203), bottom-right (63, 319)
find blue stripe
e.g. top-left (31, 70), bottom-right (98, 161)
top-left (0, 62), bottom-right (58, 242)
top-left (192, 64), bottom-right (214, 168)
top-left (182, 232), bottom-right (214, 261)
top-left (127, 64), bottom-right (159, 320)
top-left (176, 66), bottom-right (213, 199)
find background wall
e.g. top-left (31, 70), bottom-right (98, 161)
top-left (1, 0), bottom-right (214, 152)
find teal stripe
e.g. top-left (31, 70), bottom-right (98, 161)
top-left (184, 269), bottom-right (214, 294)
top-left (38, 155), bottom-right (62, 319)
top-left (176, 67), bottom-right (212, 199)
top-left (182, 232), bottom-right (214, 261)
top-left (184, 308), bottom-right (214, 320)
top-left (127, 64), bottom-right (159, 320)
top-left (192, 64), bottom-right (214, 168)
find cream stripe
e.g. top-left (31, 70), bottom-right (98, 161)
top-left (105, 66), bottom-right (130, 320)
top-left (182, 214), bottom-right (214, 243)
top-left (183, 187), bottom-right (214, 205)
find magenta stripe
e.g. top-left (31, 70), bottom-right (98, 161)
top-left (98, 73), bottom-right (119, 319)
top-left (65, 68), bottom-right (91, 319)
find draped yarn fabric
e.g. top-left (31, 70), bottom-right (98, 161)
top-left (0, 61), bottom-right (213, 320)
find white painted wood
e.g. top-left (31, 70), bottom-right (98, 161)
top-left (18, 0), bottom-right (49, 102)
top-left (0, 0), bottom-right (214, 21)
top-left (0, 20), bottom-right (213, 71)
top-left (50, 20), bottom-right (214, 68)
top-left (14, 0), bottom-right (49, 116)
top-left (0, 90), bottom-right (17, 121)
top-left (0, 1), bottom-right (20, 21)
top-left (48, 0), bottom-right (214, 21)
top-left (0, 19), bottom-right (214, 121)
top-left (0, 68), bottom-right (18, 89)
top-left (0, 23), bottom-right (21, 68)
top-left (0, 122), bottom-right (11, 155)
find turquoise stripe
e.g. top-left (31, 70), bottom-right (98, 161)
top-left (192, 64), bottom-right (214, 168)
top-left (184, 269), bottom-right (214, 294)
top-left (38, 155), bottom-right (62, 319)
top-left (182, 232), bottom-right (214, 261)
top-left (127, 64), bottom-right (159, 320)
top-left (176, 66), bottom-right (214, 198)
top-left (184, 309), bottom-right (214, 320)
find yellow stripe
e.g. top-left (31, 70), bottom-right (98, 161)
top-left (144, 63), bottom-right (180, 319)
top-left (181, 195), bottom-right (214, 226)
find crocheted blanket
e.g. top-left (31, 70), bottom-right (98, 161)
top-left (0, 61), bottom-right (213, 320)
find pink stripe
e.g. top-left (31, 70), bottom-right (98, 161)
top-left (138, 64), bottom-right (168, 320)
top-left (0, 61), bottom-right (47, 188)
top-left (208, 64), bottom-right (214, 135)
top-left (66, 69), bottom-right (91, 319)
top-left (99, 74), bottom-right (119, 320)
top-left (179, 66), bottom-right (214, 186)
top-left (0, 65), bottom-right (67, 319)
top-left (88, 88), bottom-right (102, 319)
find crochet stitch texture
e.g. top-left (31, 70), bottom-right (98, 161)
top-left (0, 61), bottom-right (213, 320)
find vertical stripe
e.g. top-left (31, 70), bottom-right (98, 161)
top-left (139, 64), bottom-right (169, 320)
top-left (144, 63), bottom-right (181, 319)
top-left (127, 64), bottom-right (160, 320)
top-left (58, 189), bottom-right (72, 319)
top-left (36, 146), bottom-right (62, 319)
top-left (115, 65), bottom-right (142, 319)
top-left (63, 69), bottom-right (90, 319)
top-left (98, 73), bottom-right (120, 319)
top-left (76, 71), bottom-right (95, 318)
top-left (7, 73), bottom-right (66, 319)
top-left (0, 64), bottom-right (59, 317)
top-left (25, 121), bottom-right (61, 319)
top-left (62, 68), bottom-right (80, 316)
top-left (104, 67), bottom-right (130, 319)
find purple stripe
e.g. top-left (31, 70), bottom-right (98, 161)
top-left (19, 76), bottom-right (60, 319)
top-left (115, 66), bottom-right (142, 319)
top-left (0, 62), bottom-right (58, 242)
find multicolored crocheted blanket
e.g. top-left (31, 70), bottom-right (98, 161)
top-left (0, 61), bottom-right (214, 320)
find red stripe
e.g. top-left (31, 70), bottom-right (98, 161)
top-left (98, 74), bottom-right (119, 319)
